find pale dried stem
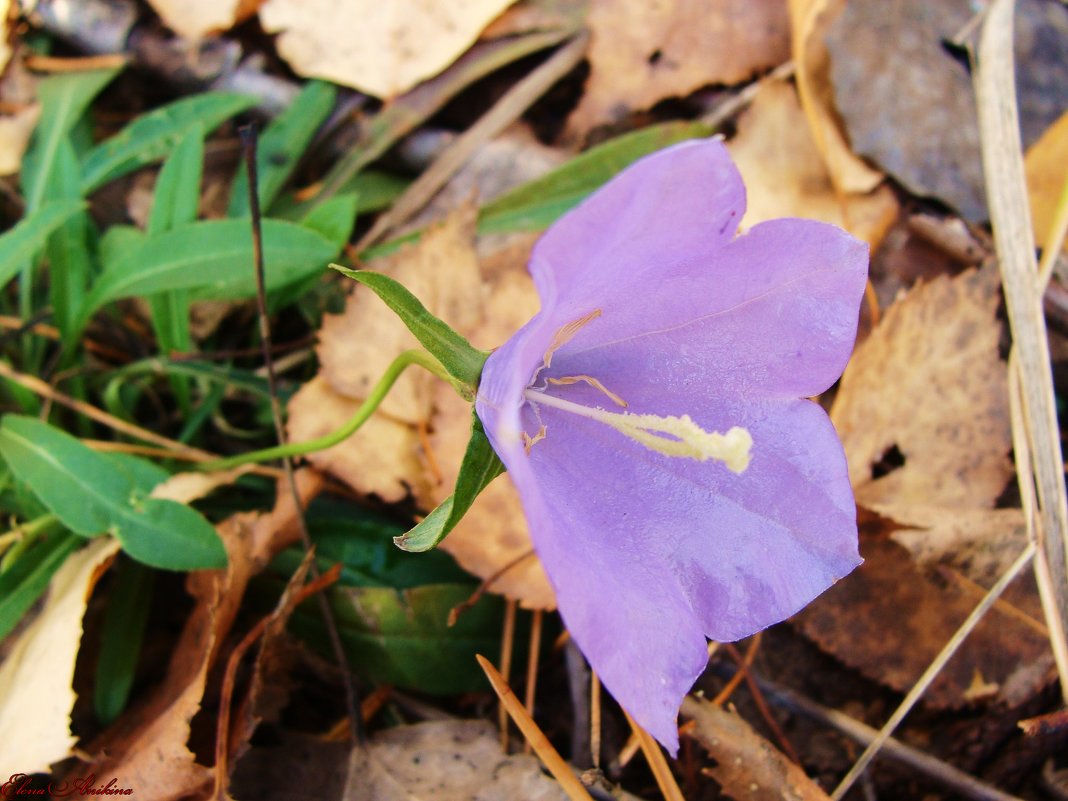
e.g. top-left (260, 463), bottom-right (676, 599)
top-left (590, 671), bottom-right (601, 769)
top-left (975, 0), bottom-right (1068, 700)
top-left (522, 608), bottom-right (544, 755)
top-left (830, 541), bottom-right (1036, 800)
top-left (357, 33), bottom-right (589, 250)
top-left (499, 598), bottom-right (518, 752)
top-left (476, 655), bottom-right (596, 801)
top-left (752, 677), bottom-right (1027, 801)
top-left (622, 710), bottom-right (686, 801)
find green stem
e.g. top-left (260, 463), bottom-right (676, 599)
top-left (199, 349), bottom-right (467, 472)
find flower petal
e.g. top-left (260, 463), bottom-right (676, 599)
top-left (529, 139), bottom-right (745, 316)
top-left (542, 217), bottom-right (868, 403)
top-left (478, 387), bottom-right (858, 753)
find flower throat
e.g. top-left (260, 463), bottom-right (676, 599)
top-left (522, 309), bottom-right (752, 473)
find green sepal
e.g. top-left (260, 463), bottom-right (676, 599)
top-left (394, 411), bottom-right (505, 552)
top-left (331, 266), bottom-right (488, 390)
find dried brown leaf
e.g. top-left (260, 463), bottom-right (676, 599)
top-left (343, 720), bottom-right (571, 800)
top-left (787, 0), bottom-right (883, 194)
top-left (146, 0), bottom-right (262, 38)
top-left (726, 79), bottom-right (898, 249)
top-left (567, 0), bottom-right (789, 135)
top-left (794, 530), bottom-right (1053, 708)
top-left (0, 538), bottom-right (119, 773)
top-left (81, 471), bottom-right (323, 799)
top-left (681, 695), bottom-right (831, 801)
top-left (259, 0), bottom-right (520, 98)
top-left (831, 265), bottom-right (1013, 508)
top-left (1025, 110), bottom-right (1068, 254)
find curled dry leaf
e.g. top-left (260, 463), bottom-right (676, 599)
top-left (681, 695), bottom-right (831, 801)
top-left (0, 538), bottom-right (119, 774)
top-left (81, 471), bottom-right (322, 799)
top-left (343, 720), bottom-right (571, 800)
top-left (787, 0), bottom-right (883, 194)
top-left (259, 0), bottom-right (520, 98)
top-left (146, 0), bottom-right (263, 39)
top-left (1025, 110), bottom-right (1068, 254)
top-left (726, 78), bottom-right (898, 249)
top-left (567, 0), bottom-right (790, 135)
top-left (795, 529), bottom-right (1052, 709)
top-left (831, 265), bottom-right (1013, 509)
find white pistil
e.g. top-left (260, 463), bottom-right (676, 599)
top-left (524, 389), bottom-right (752, 473)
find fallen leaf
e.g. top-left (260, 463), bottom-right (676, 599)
top-left (79, 471), bottom-right (323, 799)
top-left (682, 695), bottom-right (831, 801)
top-left (480, 0), bottom-right (587, 39)
top-left (825, 0), bottom-right (1068, 221)
top-left (0, 0), bottom-right (11, 73)
top-left (726, 78), bottom-right (898, 249)
top-left (0, 104), bottom-right (41, 176)
top-left (150, 466), bottom-right (251, 504)
top-left (787, 0), bottom-right (883, 194)
top-left (0, 538), bottom-right (119, 774)
top-left (567, 0), bottom-right (789, 135)
top-left (795, 529), bottom-right (1052, 709)
top-left (342, 719), bottom-right (571, 800)
top-left (146, 0), bottom-right (262, 38)
top-left (259, 0), bottom-right (521, 98)
top-left (1025, 110), bottom-right (1068, 254)
top-left (831, 265), bottom-right (1013, 509)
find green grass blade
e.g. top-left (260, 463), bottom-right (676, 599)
top-left (84, 218), bottom-right (339, 323)
top-left (0, 199), bottom-right (86, 289)
top-left (94, 557), bottom-right (154, 724)
top-left (45, 138), bottom-right (93, 350)
top-left (80, 92), bottom-right (256, 193)
top-left (0, 528), bottom-right (80, 640)
top-left (22, 67), bottom-right (122, 211)
top-left (0, 416), bottom-right (227, 570)
top-left (147, 125), bottom-right (204, 411)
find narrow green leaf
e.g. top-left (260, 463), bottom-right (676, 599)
top-left (94, 556), bottom-right (153, 724)
top-left (395, 412), bottom-right (504, 553)
top-left (147, 125), bottom-right (204, 410)
top-left (299, 192), bottom-right (358, 249)
top-left (331, 267), bottom-right (487, 387)
top-left (84, 218), bottom-right (338, 320)
top-left (228, 80), bottom-right (337, 217)
top-left (22, 67), bottom-right (122, 211)
top-left (272, 169), bottom-right (408, 221)
top-left (0, 416), bottom-right (227, 570)
top-left (0, 199), bottom-right (86, 289)
top-left (147, 125), bottom-right (203, 235)
top-left (99, 224), bottom-right (146, 268)
top-left (0, 528), bottom-right (79, 640)
top-left (45, 138), bottom-right (93, 348)
top-left (479, 121), bottom-right (715, 234)
top-left (80, 92), bottom-right (256, 193)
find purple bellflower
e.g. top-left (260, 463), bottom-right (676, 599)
top-left (474, 139), bottom-right (867, 754)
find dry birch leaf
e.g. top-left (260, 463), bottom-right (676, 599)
top-left (0, 538), bottom-right (119, 774)
top-left (259, 0), bottom-right (520, 98)
top-left (1025, 110), bottom-right (1068, 254)
top-left (787, 0), bottom-right (883, 194)
top-left (795, 531), bottom-right (1052, 708)
top-left (567, 0), bottom-right (789, 135)
top-left (830, 265), bottom-right (1013, 509)
top-left (343, 720), bottom-right (570, 800)
top-left (681, 695), bottom-right (831, 801)
top-left (288, 376), bottom-right (432, 504)
top-left (727, 79), bottom-right (898, 249)
top-left (146, 0), bottom-right (262, 38)
top-left (83, 472), bottom-right (322, 799)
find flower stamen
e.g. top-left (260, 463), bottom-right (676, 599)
top-left (539, 309), bottom-right (602, 374)
top-left (547, 375), bottom-right (629, 408)
top-left (524, 389), bottom-right (752, 473)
